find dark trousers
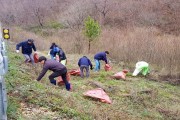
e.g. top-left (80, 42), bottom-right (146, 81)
top-left (80, 65), bottom-right (89, 78)
top-left (49, 68), bottom-right (68, 85)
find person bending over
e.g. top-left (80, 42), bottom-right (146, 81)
top-left (36, 56), bottom-right (71, 91)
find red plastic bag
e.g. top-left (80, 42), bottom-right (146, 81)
top-left (83, 88), bottom-right (112, 104)
top-left (57, 73), bottom-right (70, 86)
top-left (33, 53), bottom-right (39, 63)
top-left (69, 69), bottom-right (80, 76)
top-left (104, 64), bottom-right (112, 71)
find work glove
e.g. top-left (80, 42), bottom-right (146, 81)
top-left (16, 50), bottom-right (19, 53)
top-left (47, 51), bottom-right (50, 56)
top-left (90, 67), bottom-right (93, 70)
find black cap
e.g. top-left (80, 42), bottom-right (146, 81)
top-left (28, 39), bottom-right (34, 43)
top-left (38, 56), bottom-right (47, 62)
top-left (105, 51), bottom-right (109, 54)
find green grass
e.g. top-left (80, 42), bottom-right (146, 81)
top-left (5, 44), bottom-right (180, 120)
top-left (25, 21), bottom-right (64, 37)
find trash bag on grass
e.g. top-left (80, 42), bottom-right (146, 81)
top-left (111, 69), bottom-right (128, 80)
top-left (83, 88), bottom-right (112, 104)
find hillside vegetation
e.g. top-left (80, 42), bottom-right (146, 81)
top-left (0, 0), bottom-right (180, 119)
top-left (1, 0), bottom-right (180, 78)
top-left (6, 42), bottom-right (180, 120)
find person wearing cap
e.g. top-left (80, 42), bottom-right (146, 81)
top-left (36, 56), bottom-right (71, 91)
top-left (94, 51), bottom-right (109, 72)
top-left (78, 56), bottom-right (93, 78)
top-left (16, 39), bottom-right (37, 64)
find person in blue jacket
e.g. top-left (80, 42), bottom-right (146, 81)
top-left (94, 51), bottom-right (109, 72)
top-left (49, 43), bottom-right (57, 59)
top-left (49, 43), bottom-right (67, 65)
top-left (78, 56), bottom-right (93, 78)
top-left (16, 39), bottom-right (37, 64)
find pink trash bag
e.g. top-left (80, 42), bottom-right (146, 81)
top-left (83, 88), bottom-right (112, 104)
top-left (111, 69), bottom-right (128, 80)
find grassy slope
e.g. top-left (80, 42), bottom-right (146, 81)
top-left (5, 43), bottom-right (180, 120)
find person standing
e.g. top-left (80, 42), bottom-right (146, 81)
top-left (36, 56), bottom-right (71, 91)
top-left (94, 51), bottom-right (109, 72)
top-left (78, 56), bottom-right (93, 78)
top-left (16, 39), bottom-right (37, 64)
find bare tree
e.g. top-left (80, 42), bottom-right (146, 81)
top-left (62, 0), bottom-right (93, 31)
top-left (33, 7), bottom-right (44, 27)
top-left (92, 0), bottom-right (113, 25)
top-left (94, 0), bottom-right (110, 19)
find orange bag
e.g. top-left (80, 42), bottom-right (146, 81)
top-left (69, 69), bottom-right (81, 76)
top-left (33, 53), bottom-right (39, 63)
top-left (57, 73), bottom-right (70, 86)
top-left (104, 64), bottom-right (112, 71)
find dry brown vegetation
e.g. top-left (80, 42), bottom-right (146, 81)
top-left (2, 1), bottom-right (180, 119)
top-left (1, 0), bottom-right (180, 79)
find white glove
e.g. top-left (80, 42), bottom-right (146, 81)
top-left (34, 51), bottom-right (38, 54)
top-left (47, 51), bottom-right (50, 56)
top-left (16, 50), bottom-right (19, 53)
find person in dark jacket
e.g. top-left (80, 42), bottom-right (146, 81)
top-left (49, 43), bottom-right (67, 65)
top-left (16, 39), bottom-right (37, 64)
top-left (94, 51), bottom-right (109, 72)
top-left (78, 56), bottom-right (93, 78)
top-left (36, 56), bottom-right (71, 91)
top-left (49, 43), bottom-right (57, 59)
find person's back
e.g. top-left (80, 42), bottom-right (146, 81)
top-left (78, 56), bottom-right (92, 67)
top-left (78, 56), bottom-right (93, 78)
top-left (36, 56), bottom-right (71, 91)
top-left (43, 59), bottom-right (66, 72)
top-left (94, 52), bottom-right (107, 64)
top-left (94, 51), bottom-right (109, 72)
top-left (94, 52), bottom-right (106, 61)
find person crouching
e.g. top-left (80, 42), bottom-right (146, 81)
top-left (78, 56), bottom-right (93, 78)
top-left (36, 56), bottom-right (71, 91)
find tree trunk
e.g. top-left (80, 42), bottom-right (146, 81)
top-left (88, 40), bottom-right (91, 53)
